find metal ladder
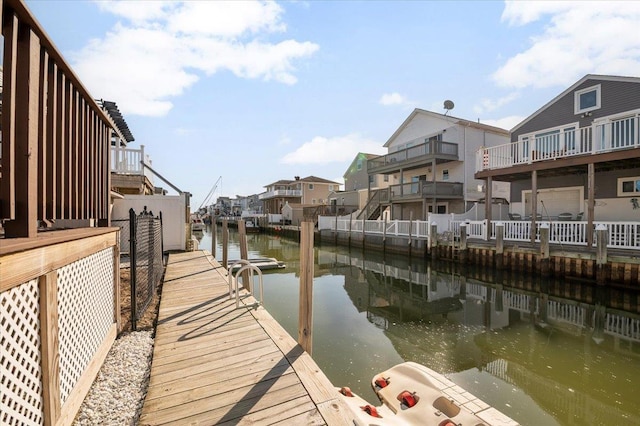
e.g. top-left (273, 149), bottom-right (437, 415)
top-left (227, 260), bottom-right (264, 309)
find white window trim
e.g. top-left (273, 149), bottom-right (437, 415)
top-left (308, 183), bottom-right (314, 190)
top-left (574, 84), bottom-right (601, 115)
top-left (617, 176), bottom-right (640, 197)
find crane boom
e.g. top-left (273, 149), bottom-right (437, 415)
top-left (198, 176), bottom-right (222, 211)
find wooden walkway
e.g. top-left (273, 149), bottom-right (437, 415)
top-left (139, 251), bottom-right (352, 425)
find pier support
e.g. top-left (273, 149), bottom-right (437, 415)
top-left (299, 221), bottom-right (314, 354)
top-left (429, 222), bottom-right (437, 257)
top-left (222, 219), bottom-right (229, 269)
top-left (459, 223), bottom-right (468, 264)
top-left (539, 223), bottom-right (550, 276)
top-left (495, 222), bottom-right (504, 269)
top-left (596, 224), bottom-right (609, 285)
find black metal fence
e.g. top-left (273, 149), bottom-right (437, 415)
top-left (129, 207), bottom-right (164, 330)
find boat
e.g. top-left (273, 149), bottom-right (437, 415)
top-left (245, 220), bottom-right (260, 233)
top-left (191, 217), bottom-right (205, 231)
top-left (228, 257), bottom-right (285, 271)
top-left (336, 362), bottom-right (518, 426)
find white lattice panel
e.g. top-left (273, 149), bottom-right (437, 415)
top-left (1, 279), bottom-right (44, 426)
top-left (57, 248), bottom-right (114, 404)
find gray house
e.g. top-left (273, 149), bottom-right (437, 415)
top-left (476, 74), bottom-right (640, 244)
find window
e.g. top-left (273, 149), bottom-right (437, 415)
top-left (618, 176), bottom-right (640, 196)
top-left (383, 175), bottom-right (389, 182)
top-left (328, 185), bottom-right (334, 191)
top-left (356, 159), bottom-right (363, 170)
top-left (308, 184), bottom-right (314, 190)
top-left (369, 175), bottom-right (374, 183)
top-left (312, 199), bottom-right (316, 204)
top-left (574, 84), bottom-right (601, 115)
top-left (442, 170), bottom-right (449, 181)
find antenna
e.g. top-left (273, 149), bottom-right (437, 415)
top-left (443, 100), bottom-right (454, 115)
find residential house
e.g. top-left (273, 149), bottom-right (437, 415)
top-left (475, 74), bottom-right (640, 243)
top-left (330, 152), bottom-right (390, 211)
top-left (259, 176), bottom-right (340, 214)
top-left (363, 108), bottom-right (510, 220)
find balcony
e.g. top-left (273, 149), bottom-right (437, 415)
top-left (388, 181), bottom-right (463, 202)
top-left (476, 114), bottom-right (640, 173)
top-left (259, 189), bottom-right (302, 200)
top-left (368, 140), bottom-right (459, 174)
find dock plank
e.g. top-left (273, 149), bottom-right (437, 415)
top-left (140, 250), bottom-right (353, 425)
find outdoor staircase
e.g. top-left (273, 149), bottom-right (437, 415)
top-left (357, 189), bottom-right (383, 220)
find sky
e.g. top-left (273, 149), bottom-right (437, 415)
top-left (26, 0), bottom-right (640, 210)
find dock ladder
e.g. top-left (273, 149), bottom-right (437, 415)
top-left (227, 260), bottom-right (264, 309)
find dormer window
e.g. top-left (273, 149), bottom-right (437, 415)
top-left (574, 84), bottom-right (601, 115)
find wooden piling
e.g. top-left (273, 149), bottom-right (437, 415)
top-left (539, 223), bottom-right (550, 276)
top-left (495, 223), bottom-right (504, 269)
top-left (459, 223), bottom-right (468, 263)
top-left (238, 220), bottom-right (250, 290)
top-left (222, 219), bottom-right (229, 269)
top-left (429, 222), bottom-right (437, 257)
top-left (299, 221), bottom-right (314, 355)
top-left (596, 224), bottom-right (609, 285)
top-left (211, 221), bottom-right (217, 258)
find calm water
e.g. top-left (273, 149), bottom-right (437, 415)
top-left (194, 227), bottom-right (640, 426)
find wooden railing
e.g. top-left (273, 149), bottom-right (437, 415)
top-left (0, 229), bottom-right (120, 426)
top-left (0, 0), bottom-right (118, 238)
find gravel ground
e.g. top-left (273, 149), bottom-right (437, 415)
top-left (73, 331), bottom-right (154, 426)
top-left (73, 267), bottom-right (161, 425)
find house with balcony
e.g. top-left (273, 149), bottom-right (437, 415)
top-left (259, 175), bottom-right (340, 215)
top-left (329, 152), bottom-right (390, 211)
top-left (362, 108), bottom-right (510, 220)
top-left (475, 74), bottom-right (640, 244)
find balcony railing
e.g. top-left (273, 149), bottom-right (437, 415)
top-left (258, 189), bottom-right (302, 200)
top-left (476, 114), bottom-right (640, 172)
top-left (368, 140), bottom-right (459, 172)
top-left (111, 144), bottom-right (154, 186)
top-left (389, 181), bottom-right (463, 200)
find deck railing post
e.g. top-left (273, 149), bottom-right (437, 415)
top-left (238, 220), bottom-right (250, 290)
top-left (298, 221), bottom-right (314, 354)
top-left (211, 221), bottom-right (217, 258)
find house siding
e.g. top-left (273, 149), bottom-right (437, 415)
top-left (513, 78), bottom-right (640, 141)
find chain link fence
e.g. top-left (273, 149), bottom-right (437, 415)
top-left (127, 207), bottom-right (164, 330)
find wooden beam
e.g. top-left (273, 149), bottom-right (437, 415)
top-left (587, 162), bottom-right (595, 246)
top-left (1, 10), bottom-right (18, 220)
top-left (45, 58), bottom-right (57, 220)
top-left (39, 271), bottom-right (61, 425)
top-left (485, 176), bottom-right (492, 240)
top-left (298, 221), bottom-right (314, 355)
top-left (530, 170), bottom-right (537, 243)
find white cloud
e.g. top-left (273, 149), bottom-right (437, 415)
top-left (280, 134), bottom-right (386, 165)
top-left (74, 1), bottom-right (319, 116)
top-left (473, 91), bottom-right (520, 114)
top-left (379, 92), bottom-right (408, 106)
top-left (494, 1), bottom-right (640, 89)
top-left (480, 115), bottom-right (526, 131)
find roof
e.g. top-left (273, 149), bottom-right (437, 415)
top-left (511, 74), bottom-right (640, 133)
top-left (264, 176), bottom-right (340, 187)
top-left (99, 100), bottom-right (135, 143)
top-left (384, 108), bottom-right (509, 147)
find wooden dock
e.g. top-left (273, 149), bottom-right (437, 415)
top-left (139, 250), bottom-right (352, 425)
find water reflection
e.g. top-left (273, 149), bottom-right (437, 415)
top-left (201, 227), bottom-right (640, 425)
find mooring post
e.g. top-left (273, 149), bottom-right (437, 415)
top-left (459, 223), bottom-right (468, 263)
top-left (238, 220), bottom-right (250, 290)
top-left (429, 222), bottom-right (438, 257)
top-left (382, 214), bottom-right (388, 254)
top-left (539, 223), bottom-right (550, 276)
top-left (211, 221), bottom-right (217, 258)
top-left (596, 224), bottom-right (609, 285)
top-left (348, 213), bottom-right (353, 248)
top-left (222, 219), bottom-right (229, 269)
top-left (299, 221), bottom-right (314, 355)
top-left (495, 222), bottom-right (504, 269)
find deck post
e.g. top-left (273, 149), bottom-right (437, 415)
top-left (429, 222), bottom-right (437, 257)
top-left (539, 223), bottom-right (550, 276)
top-left (299, 221), bottom-right (314, 354)
top-left (382, 214), bottom-right (387, 254)
top-left (459, 223), bottom-right (468, 263)
top-left (530, 171), bottom-right (538, 243)
top-left (495, 222), bottom-right (504, 269)
top-left (222, 219), bottom-right (229, 269)
top-left (596, 224), bottom-right (609, 285)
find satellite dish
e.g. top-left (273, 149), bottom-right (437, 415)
top-left (444, 100), bottom-right (455, 110)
